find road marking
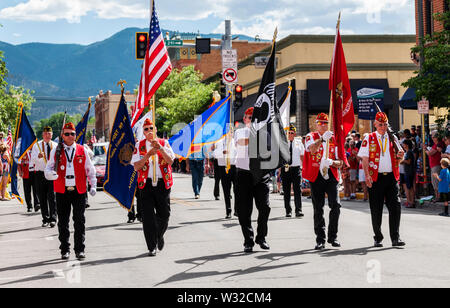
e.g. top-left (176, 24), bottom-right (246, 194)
top-left (0, 273), bottom-right (55, 281)
top-left (171, 198), bottom-right (200, 207)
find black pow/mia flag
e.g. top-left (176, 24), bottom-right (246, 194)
top-left (249, 36), bottom-right (289, 183)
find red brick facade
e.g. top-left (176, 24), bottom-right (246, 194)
top-left (170, 40), bottom-right (270, 80)
top-left (415, 0), bottom-right (449, 44)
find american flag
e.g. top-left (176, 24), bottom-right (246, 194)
top-left (131, 1), bottom-right (172, 127)
top-left (6, 126), bottom-right (13, 154)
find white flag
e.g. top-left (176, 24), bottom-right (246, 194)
top-left (279, 86), bottom-right (292, 130)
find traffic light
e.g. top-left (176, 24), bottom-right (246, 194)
top-left (136, 32), bottom-right (148, 60)
top-left (234, 84), bottom-right (243, 108)
top-left (219, 74), bottom-right (226, 98)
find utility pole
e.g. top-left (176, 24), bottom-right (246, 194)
top-left (223, 20), bottom-right (233, 98)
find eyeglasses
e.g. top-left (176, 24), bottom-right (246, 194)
top-left (378, 123), bottom-right (388, 127)
top-left (288, 132), bottom-right (295, 135)
top-left (317, 121), bottom-right (328, 126)
top-left (64, 132), bottom-right (76, 137)
top-left (144, 127), bottom-right (154, 132)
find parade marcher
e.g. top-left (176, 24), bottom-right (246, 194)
top-left (18, 150), bottom-right (40, 212)
top-left (303, 113), bottom-right (343, 250)
top-left (281, 124), bottom-right (305, 218)
top-left (214, 135), bottom-right (237, 219)
top-left (358, 112), bottom-right (406, 248)
top-left (45, 122), bottom-right (97, 260)
top-left (31, 126), bottom-right (57, 227)
top-left (0, 143), bottom-right (11, 201)
top-left (235, 107), bottom-right (271, 253)
top-left (187, 145), bottom-right (206, 199)
top-left (209, 143), bottom-right (221, 200)
top-left (131, 119), bottom-right (175, 257)
top-left (83, 144), bottom-right (95, 209)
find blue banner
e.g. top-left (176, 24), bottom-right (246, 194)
top-left (169, 94), bottom-right (231, 158)
top-left (357, 87), bottom-right (384, 120)
top-left (76, 100), bottom-right (91, 145)
top-left (103, 93), bottom-right (137, 211)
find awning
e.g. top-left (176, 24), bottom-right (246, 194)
top-left (399, 87), bottom-right (417, 109)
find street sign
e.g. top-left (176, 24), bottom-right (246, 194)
top-left (165, 40), bottom-right (183, 47)
top-left (418, 99), bottom-right (429, 114)
top-left (222, 49), bottom-right (238, 85)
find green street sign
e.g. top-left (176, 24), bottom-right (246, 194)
top-left (165, 40), bottom-right (183, 47)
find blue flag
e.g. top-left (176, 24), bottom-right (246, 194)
top-left (169, 94), bottom-right (231, 158)
top-left (103, 93), bottom-right (137, 211)
top-left (76, 99), bottom-right (91, 145)
top-left (10, 103), bottom-right (37, 204)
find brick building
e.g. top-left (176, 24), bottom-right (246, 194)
top-left (415, 0), bottom-right (449, 44)
top-left (169, 39), bottom-right (271, 80)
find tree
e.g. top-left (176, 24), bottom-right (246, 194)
top-left (402, 1), bottom-right (450, 120)
top-left (34, 112), bottom-right (82, 139)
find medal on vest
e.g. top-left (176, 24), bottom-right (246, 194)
top-left (65, 148), bottom-right (75, 168)
top-left (143, 165), bottom-right (148, 172)
top-left (60, 165), bottom-right (65, 171)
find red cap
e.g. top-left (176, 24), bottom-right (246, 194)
top-left (143, 118), bottom-right (153, 127)
top-left (375, 112), bottom-right (388, 123)
top-left (316, 113), bottom-right (329, 123)
top-left (244, 107), bottom-right (254, 117)
top-left (63, 122), bottom-right (76, 131)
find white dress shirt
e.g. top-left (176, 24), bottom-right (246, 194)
top-left (45, 143), bottom-right (97, 187)
top-left (31, 140), bottom-right (57, 172)
top-left (357, 131), bottom-right (394, 173)
top-left (234, 127), bottom-right (250, 170)
top-left (214, 137), bottom-right (236, 167)
top-left (288, 138), bottom-right (305, 167)
top-left (131, 139), bottom-right (175, 180)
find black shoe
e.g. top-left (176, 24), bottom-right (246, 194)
top-left (374, 241), bottom-right (383, 248)
top-left (27, 208), bottom-right (33, 213)
top-left (315, 243), bottom-right (325, 250)
top-left (392, 239), bottom-right (406, 247)
top-left (137, 217), bottom-right (143, 223)
top-left (49, 222), bottom-right (56, 228)
top-left (85, 204), bottom-right (90, 209)
top-left (42, 222), bottom-right (49, 228)
top-left (255, 240), bottom-right (270, 250)
top-left (75, 252), bottom-right (85, 260)
top-left (61, 252), bottom-right (70, 260)
top-left (34, 205), bottom-right (40, 212)
top-left (295, 212), bottom-right (304, 218)
top-left (157, 238), bottom-right (165, 251)
top-left (244, 245), bottom-right (253, 253)
top-left (148, 249), bottom-right (157, 256)
top-left (285, 212), bottom-right (292, 218)
top-left (439, 212), bottom-right (449, 217)
top-left (215, 196), bottom-right (220, 200)
top-left (127, 218), bottom-right (135, 223)
top-left (327, 239), bottom-right (341, 247)
top-left (233, 212), bottom-right (238, 217)
top-left (225, 214), bottom-right (232, 219)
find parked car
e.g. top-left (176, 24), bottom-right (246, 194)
top-left (93, 142), bottom-right (109, 156)
top-left (93, 155), bottom-right (106, 188)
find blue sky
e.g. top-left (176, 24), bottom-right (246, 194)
top-left (0, 0), bottom-right (415, 45)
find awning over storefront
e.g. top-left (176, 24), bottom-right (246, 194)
top-left (399, 87), bottom-right (417, 109)
top-left (306, 79), bottom-right (392, 112)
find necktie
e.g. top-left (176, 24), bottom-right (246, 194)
top-left (46, 143), bottom-right (51, 161)
top-left (289, 141), bottom-right (293, 165)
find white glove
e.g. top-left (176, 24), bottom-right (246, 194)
top-left (47, 171), bottom-right (58, 181)
top-left (427, 146), bottom-right (432, 151)
top-left (89, 188), bottom-right (96, 197)
top-left (322, 131), bottom-right (333, 142)
top-left (323, 158), bottom-right (334, 168)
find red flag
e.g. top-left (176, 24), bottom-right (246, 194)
top-left (329, 28), bottom-right (354, 166)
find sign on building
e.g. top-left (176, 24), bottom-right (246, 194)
top-left (357, 87), bottom-right (384, 120)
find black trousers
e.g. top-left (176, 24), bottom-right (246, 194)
top-left (141, 180), bottom-right (171, 251)
top-left (236, 169), bottom-right (270, 247)
top-left (219, 165), bottom-right (237, 215)
top-left (213, 159), bottom-right (221, 198)
top-left (310, 170), bottom-right (341, 244)
top-left (128, 189), bottom-right (143, 220)
top-left (56, 190), bottom-right (86, 254)
top-left (281, 166), bottom-right (303, 214)
top-left (35, 171), bottom-right (56, 223)
top-left (368, 172), bottom-right (401, 243)
top-left (23, 172), bottom-right (39, 209)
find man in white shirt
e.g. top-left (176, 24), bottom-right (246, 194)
top-left (281, 124), bottom-right (305, 218)
top-left (18, 150), bottom-right (40, 212)
top-left (31, 126), bottom-right (57, 227)
top-left (45, 123), bottom-right (97, 260)
top-left (358, 112), bottom-right (405, 248)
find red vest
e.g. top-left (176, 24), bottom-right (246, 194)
top-left (54, 144), bottom-right (87, 194)
top-left (137, 139), bottom-right (173, 190)
top-left (20, 153), bottom-right (31, 179)
top-left (367, 132), bottom-right (400, 182)
top-left (302, 132), bottom-right (339, 182)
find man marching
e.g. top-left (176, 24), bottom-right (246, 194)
top-left (235, 107), bottom-right (271, 253)
top-left (131, 119), bottom-right (175, 257)
top-left (18, 150), bottom-right (40, 212)
top-left (303, 113), bottom-right (343, 250)
top-left (358, 112), bottom-right (405, 248)
top-left (281, 124), bottom-right (305, 218)
top-left (31, 126), bottom-right (57, 227)
top-left (45, 123), bottom-right (97, 260)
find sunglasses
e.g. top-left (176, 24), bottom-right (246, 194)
top-left (288, 132), bottom-right (295, 135)
top-left (64, 132), bottom-right (76, 137)
top-left (144, 127), bottom-right (154, 132)
top-left (317, 121), bottom-right (328, 126)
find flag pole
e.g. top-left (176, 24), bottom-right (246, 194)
top-left (150, 0), bottom-right (157, 185)
top-left (323, 12), bottom-right (340, 178)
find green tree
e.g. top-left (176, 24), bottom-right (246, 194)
top-left (34, 112), bottom-right (82, 140)
top-left (402, 1), bottom-right (450, 120)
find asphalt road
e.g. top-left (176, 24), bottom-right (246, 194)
top-left (1, 173), bottom-right (449, 288)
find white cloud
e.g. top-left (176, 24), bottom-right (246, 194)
top-left (13, 33), bottom-right (22, 37)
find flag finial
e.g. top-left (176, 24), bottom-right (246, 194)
top-left (117, 79), bottom-right (127, 94)
top-left (273, 27), bottom-right (278, 43)
top-left (336, 11), bottom-right (341, 30)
